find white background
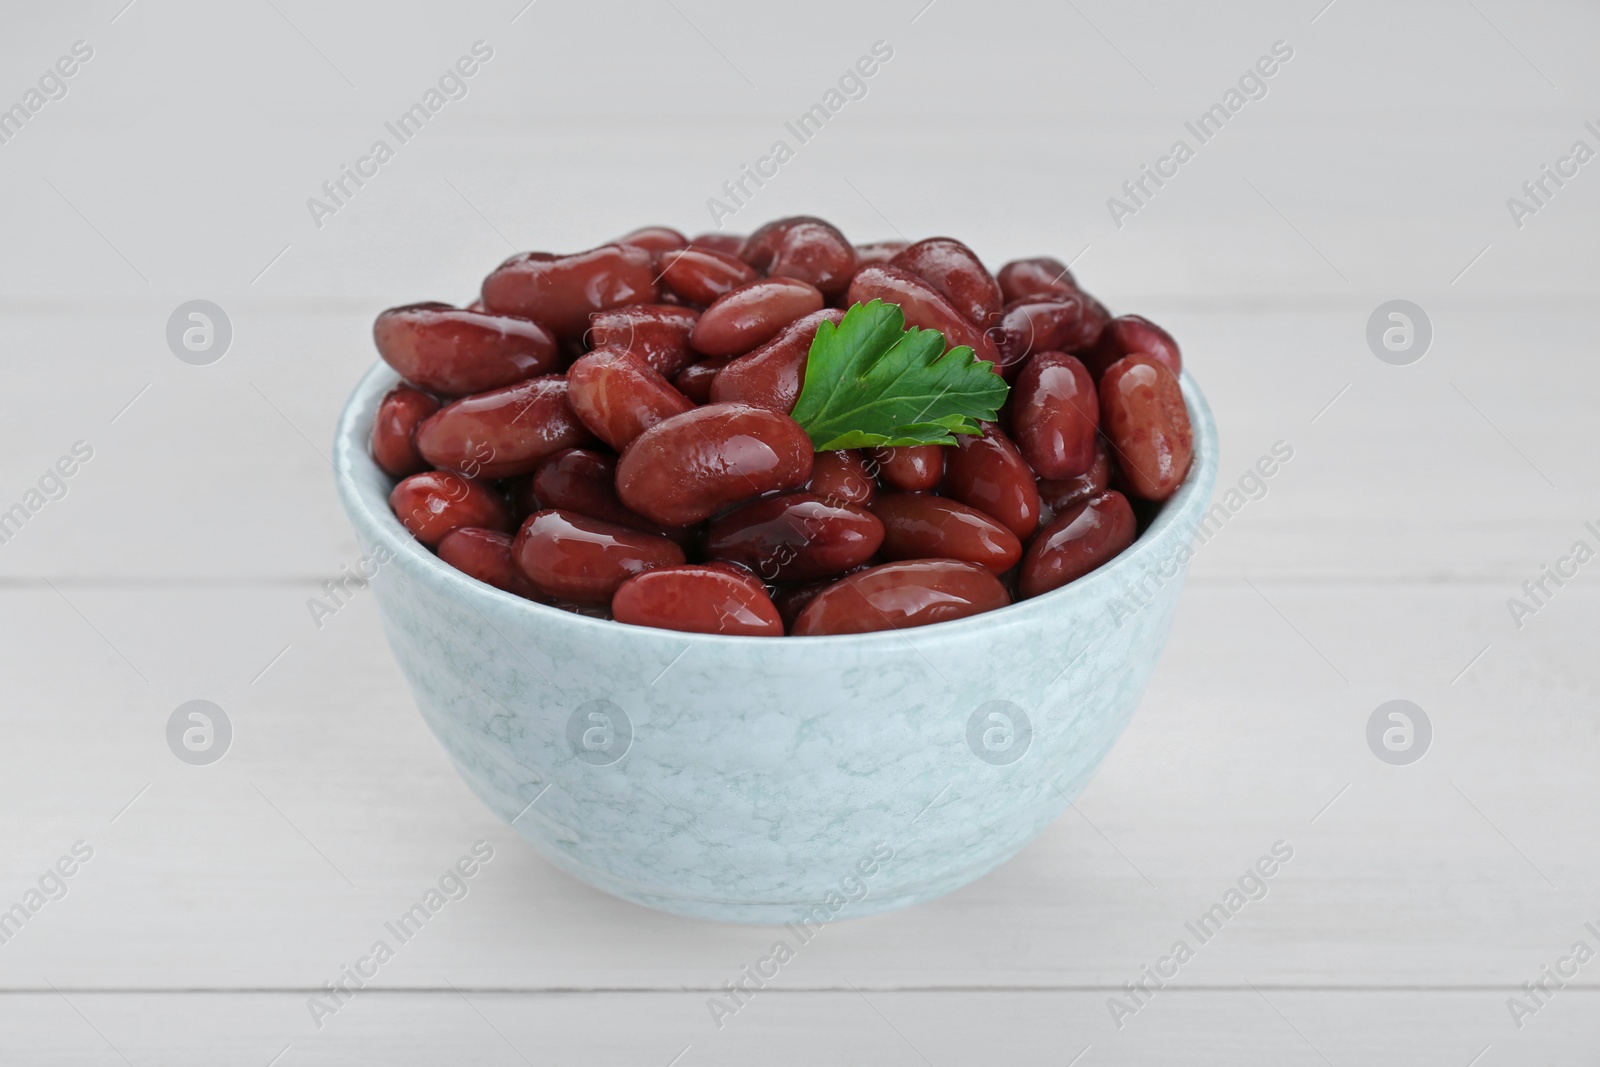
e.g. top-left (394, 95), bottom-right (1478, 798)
top-left (1, 0), bottom-right (1597, 1063)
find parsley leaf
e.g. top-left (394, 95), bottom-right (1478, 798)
top-left (788, 300), bottom-right (1009, 451)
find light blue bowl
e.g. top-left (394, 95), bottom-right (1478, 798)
top-left (334, 361), bottom-right (1217, 924)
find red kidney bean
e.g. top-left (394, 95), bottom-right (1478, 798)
top-left (480, 245), bottom-right (658, 341)
top-left (371, 384), bottom-right (441, 478)
top-left (1099, 354), bottom-right (1193, 501)
top-left (846, 265), bottom-right (1001, 368)
top-left (1082, 314), bottom-right (1182, 379)
top-left (690, 278), bottom-right (825, 357)
top-left (437, 527), bottom-right (542, 599)
top-left (770, 577), bottom-right (835, 631)
top-left (997, 257), bottom-right (1079, 303)
top-left (612, 563), bottom-right (784, 636)
top-left (940, 422), bottom-right (1040, 540)
top-left (1018, 490), bottom-right (1136, 598)
top-left (673, 357), bottom-right (732, 404)
top-left (853, 240), bottom-right (908, 267)
top-left (415, 376), bottom-right (595, 479)
top-left (616, 403), bottom-right (815, 526)
top-left (807, 449), bottom-right (876, 506)
top-left (529, 448), bottom-right (656, 532)
top-left (1037, 435), bottom-right (1112, 517)
top-left (709, 308), bottom-right (844, 412)
top-left (790, 560), bottom-right (1011, 636)
top-left (373, 303), bottom-right (560, 396)
top-left (869, 493), bottom-right (1022, 573)
top-left (890, 238), bottom-right (1003, 329)
top-left (993, 296), bottom-right (1106, 375)
top-left (587, 304), bottom-right (700, 379)
top-left (704, 493), bottom-right (883, 582)
top-left (739, 216), bottom-right (857, 298)
top-left (656, 247), bottom-right (760, 306)
top-left (566, 347), bottom-right (695, 451)
top-left (870, 445), bottom-right (944, 492)
top-left (688, 232), bottom-right (745, 256)
top-left (1010, 351), bottom-right (1099, 480)
top-left (389, 471), bottom-right (511, 546)
top-left (614, 225), bottom-right (687, 254)
top-left (514, 509), bottom-right (685, 604)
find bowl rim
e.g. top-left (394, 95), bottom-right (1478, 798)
top-left (333, 358), bottom-right (1219, 648)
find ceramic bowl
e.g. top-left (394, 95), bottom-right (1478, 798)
top-left (334, 361), bottom-right (1217, 923)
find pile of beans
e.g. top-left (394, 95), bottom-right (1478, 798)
top-left (373, 217), bottom-right (1193, 637)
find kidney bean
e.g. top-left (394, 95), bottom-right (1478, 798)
top-left (846, 265), bottom-right (1001, 368)
top-left (1037, 435), bottom-right (1112, 517)
top-left (389, 471), bottom-right (511, 546)
top-left (1099, 355), bottom-right (1193, 501)
top-left (373, 303), bottom-right (560, 396)
top-left (480, 245), bottom-right (658, 342)
top-left (1082, 314), bottom-right (1182, 379)
top-left (870, 493), bottom-right (1022, 573)
top-left (807, 449), bottom-right (876, 506)
top-left (689, 232), bottom-right (746, 256)
top-left (1018, 490), bottom-right (1136, 599)
top-left (690, 278), bottom-right (825, 357)
top-left (415, 376), bottom-right (594, 479)
top-left (673, 357), bottom-right (732, 404)
top-left (566, 347), bottom-right (695, 451)
top-left (790, 560), bottom-right (1011, 636)
top-left (704, 493), bottom-right (883, 582)
top-left (993, 296), bottom-right (1108, 375)
top-left (890, 238), bottom-right (1003, 329)
top-left (940, 422), bottom-right (1040, 540)
top-left (587, 304), bottom-right (700, 379)
top-left (514, 509), bottom-right (685, 605)
top-left (529, 448), bottom-right (662, 534)
top-left (1010, 351), bottom-right (1098, 480)
top-left (739, 216), bottom-right (857, 297)
top-left (371, 384), bottom-right (441, 478)
top-left (616, 403), bottom-right (814, 526)
top-left (612, 563), bottom-right (784, 636)
top-left (437, 527), bottom-right (542, 599)
top-left (853, 240), bottom-right (908, 267)
top-left (997, 257), bottom-right (1079, 303)
top-left (656, 247), bottom-right (760, 306)
top-left (614, 225), bottom-right (687, 254)
top-left (709, 308), bottom-right (844, 412)
top-left (770, 577), bottom-right (834, 631)
top-left (870, 445), bottom-right (944, 492)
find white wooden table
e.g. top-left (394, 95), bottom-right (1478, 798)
top-left (2, 1), bottom-right (1597, 1062)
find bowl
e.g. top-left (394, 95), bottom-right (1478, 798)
top-left (334, 360), bottom-right (1218, 924)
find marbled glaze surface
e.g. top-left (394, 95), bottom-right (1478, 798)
top-left (334, 362), bottom-right (1218, 924)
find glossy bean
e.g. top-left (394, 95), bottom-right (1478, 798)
top-left (996, 257), bottom-right (1079, 303)
top-left (530, 448), bottom-right (681, 537)
top-left (673, 357), bottom-right (732, 404)
top-left (846, 265), bottom-right (1001, 368)
top-left (1010, 351), bottom-right (1099, 479)
top-left (612, 563), bottom-right (783, 636)
top-left (790, 560), bottom-right (1011, 636)
top-left (613, 225), bottom-right (687, 254)
top-left (704, 493), bottom-right (883, 582)
top-left (1098, 355), bottom-right (1193, 501)
top-left (993, 297), bottom-right (1103, 375)
top-left (389, 471), bottom-right (511, 546)
top-left (1082, 314), bottom-right (1182, 379)
top-left (688, 232), bottom-right (746, 256)
top-left (807, 449), bottom-right (876, 506)
top-left (371, 384), bottom-right (441, 478)
top-left (656, 247), bottom-right (760, 306)
top-left (870, 445), bottom-right (944, 492)
top-left (1036, 436), bottom-right (1112, 517)
top-left (1018, 490), bottom-right (1136, 599)
top-left (373, 303), bottom-right (560, 396)
top-left (940, 422), bottom-right (1040, 540)
top-left (587, 304), bottom-right (700, 379)
top-left (514, 509), bottom-right (685, 605)
top-left (436, 527), bottom-right (541, 599)
top-left (739, 216), bottom-right (857, 297)
top-left (852, 240), bottom-right (908, 267)
top-left (889, 237), bottom-right (1003, 329)
top-left (709, 308), bottom-right (844, 412)
top-left (616, 403), bottom-right (815, 526)
top-left (415, 376), bottom-right (594, 479)
top-left (566, 347), bottom-right (695, 451)
top-left (690, 278), bottom-right (825, 357)
top-left (480, 245), bottom-right (658, 341)
top-left (870, 493), bottom-right (1022, 573)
